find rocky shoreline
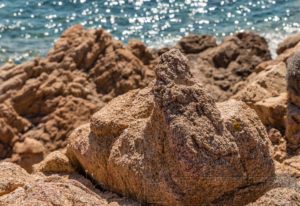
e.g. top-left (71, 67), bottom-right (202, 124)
top-left (0, 25), bottom-right (300, 205)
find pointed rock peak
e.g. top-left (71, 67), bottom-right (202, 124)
top-left (155, 49), bottom-right (192, 85)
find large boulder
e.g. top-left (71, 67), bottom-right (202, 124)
top-left (67, 49), bottom-right (274, 205)
top-left (0, 162), bottom-right (138, 206)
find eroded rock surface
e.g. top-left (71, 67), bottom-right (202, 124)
top-left (0, 162), bottom-right (139, 206)
top-left (248, 182), bottom-right (300, 206)
top-left (286, 52), bottom-right (300, 149)
top-left (0, 25), bottom-right (155, 170)
top-left (67, 49), bottom-right (274, 205)
top-left (247, 159), bottom-right (300, 205)
top-left (234, 62), bottom-right (287, 130)
top-left (233, 34), bottom-right (300, 155)
top-left (185, 32), bottom-right (271, 101)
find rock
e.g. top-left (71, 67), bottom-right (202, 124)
top-left (49, 25), bottom-right (154, 101)
top-left (0, 103), bottom-right (31, 158)
top-left (256, 34), bottom-right (300, 72)
top-left (186, 32), bottom-right (271, 101)
top-left (277, 33), bottom-right (300, 55)
top-left (234, 62), bottom-right (287, 130)
top-left (33, 151), bottom-right (75, 174)
top-left (286, 53), bottom-right (300, 149)
top-left (0, 162), bottom-right (33, 196)
top-left (0, 25), bottom-right (155, 170)
top-left (177, 34), bottom-right (217, 54)
top-left (286, 53), bottom-right (300, 99)
top-left (234, 36), bottom-right (300, 150)
top-left (268, 128), bottom-right (287, 162)
top-left (11, 138), bottom-right (45, 172)
top-left (89, 47), bottom-right (152, 101)
top-left (248, 187), bottom-right (300, 205)
top-left (248, 164), bottom-right (300, 205)
top-left (127, 39), bottom-right (157, 65)
top-left (67, 49), bottom-right (274, 205)
top-left (0, 162), bottom-right (139, 206)
top-left (282, 155), bottom-right (300, 178)
top-left (253, 93), bottom-right (287, 130)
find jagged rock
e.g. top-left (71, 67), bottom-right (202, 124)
top-left (286, 52), bottom-right (300, 149)
top-left (277, 33), bottom-right (300, 55)
top-left (127, 39), bottom-right (157, 65)
top-left (186, 32), bottom-right (271, 101)
top-left (0, 162), bottom-right (139, 206)
top-left (33, 151), bottom-right (75, 174)
top-left (234, 36), bottom-right (300, 152)
top-left (0, 103), bottom-right (30, 158)
top-left (234, 62), bottom-right (287, 130)
top-left (49, 25), bottom-right (154, 101)
top-left (256, 34), bottom-right (300, 72)
top-left (67, 49), bottom-right (274, 205)
top-left (0, 25), bottom-right (155, 170)
top-left (177, 34), bottom-right (217, 54)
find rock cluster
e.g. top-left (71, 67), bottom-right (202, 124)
top-left (2, 25), bottom-right (300, 205)
top-left (0, 27), bottom-right (273, 172)
top-left (67, 49), bottom-right (274, 205)
top-left (0, 25), bottom-right (155, 171)
top-left (181, 32), bottom-right (271, 101)
top-left (234, 62), bottom-right (287, 130)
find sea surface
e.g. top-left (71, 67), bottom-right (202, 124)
top-left (0, 0), bottom-right (300, 64)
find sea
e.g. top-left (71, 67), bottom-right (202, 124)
top-left (0, 0), bottom-right (300, 65)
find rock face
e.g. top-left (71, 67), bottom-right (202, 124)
top-left (0, 162), bottom-right (139, 206)
top-left (286, 52), bottom-right (300, 149)
top-left (183, 32), bottom-right (271, 101)
top-left (0, 25), bottom-right (154, 170)
top-left (277, 33), bottom-right (300, 55)
top-left (248, 160), bottom-right (300, 206)
top-left (68, 49), bottom-right (274, 205)
top-left (176, 34), bottom-right (217, 54)
top-left (33, 151), bottom-right (75, 174)
top-left (234, 34), bottom-right (300, 151)
top-left (248, 181), bottom-right (300, 206)
top-left (234, 62), bottom-right (287, 130)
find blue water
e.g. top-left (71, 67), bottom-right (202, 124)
top-left (0, 0), bottom-right (300, 64)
